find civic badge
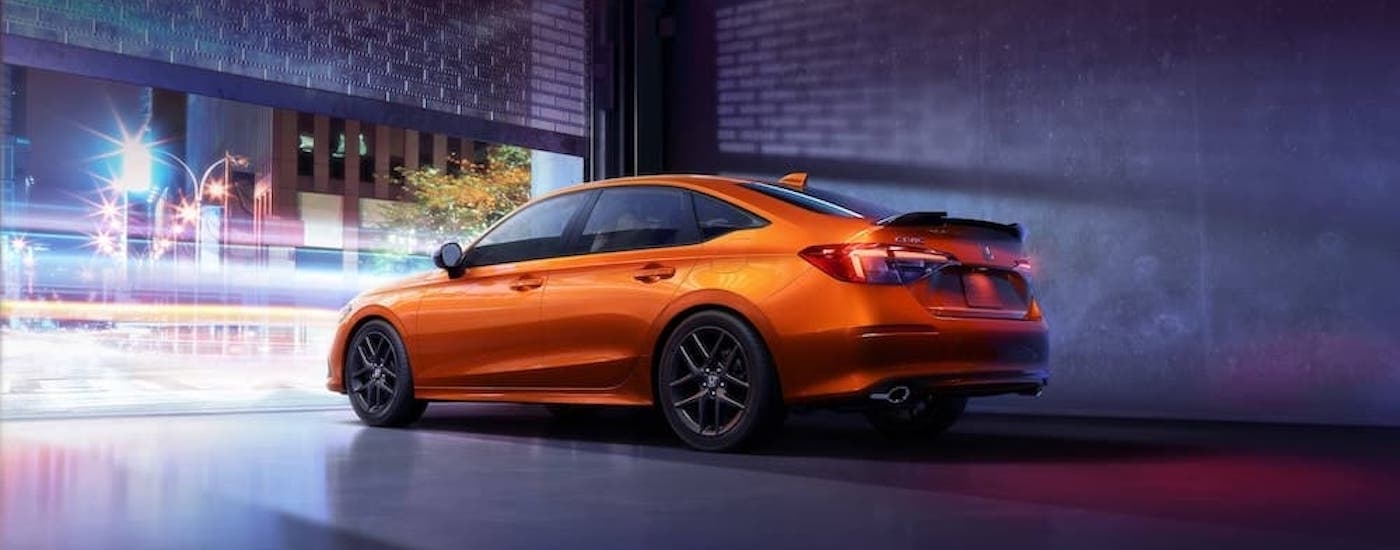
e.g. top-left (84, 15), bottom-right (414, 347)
top-left (982, 245), bottom-right (995, 261)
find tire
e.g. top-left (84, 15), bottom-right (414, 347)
top-left (345, 319), bottom-right (428, 427)
top-left (656, 310), bottom-right (784, 452)
top-left (865, 395), bottom-right (966, 439)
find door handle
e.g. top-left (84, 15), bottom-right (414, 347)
top-left (509, 276), bottom-right (544, 291)
top-left (633, 264), bottom-right (676, 283)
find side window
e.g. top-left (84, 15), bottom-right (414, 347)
top-left (467, 191), bottom-right (590, 265)
top-left (578, 187), bottom-right (698, 253)
top-left (692, 192), bottom-right (767, 239)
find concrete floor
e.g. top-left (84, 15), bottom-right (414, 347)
top-left (4, 405), bottom-right (1399, 550)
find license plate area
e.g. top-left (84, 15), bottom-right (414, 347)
top-left (961, 270), bottom-right (1028, 310)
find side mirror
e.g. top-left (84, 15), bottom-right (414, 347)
top-left (433, 242), bottom-right (466, 278)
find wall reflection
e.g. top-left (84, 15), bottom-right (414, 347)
top-left (0, 417), bottom-right (410, 548)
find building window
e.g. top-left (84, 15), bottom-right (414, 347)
top-left (360, 123), bottom-right (376, 183)
top-left (446, 136), bottom-right (462, 175)
top-left (296, 113), bottom-right (314, 177)
top-left (418, 131), bottom-right (434, 169)
top-left (387, 127), bottom-right (405, 182)
top-left (470, 140), bottom-right (488, 167)
top-left (329, 118), bottom-right (345, 180)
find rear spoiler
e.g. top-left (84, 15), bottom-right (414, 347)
top-left (876, 211), bottom-right (1024, 241)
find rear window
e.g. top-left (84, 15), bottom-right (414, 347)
top-left (739, 181), bottom-right (900, 220)
top-left (740, 182), bottom-right (864, 218)
top-left (801, 187), bottom-right (898, 220)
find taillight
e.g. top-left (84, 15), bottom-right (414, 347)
top-left (1013, 258), bottom-right (1033, 279)
top-left (799, 243), bottom-right (954, 284)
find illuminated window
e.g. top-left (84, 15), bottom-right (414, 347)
top-left (296, 112), bottom-right (314, 176)
top-left (329, 118), bottom-right (345, 180)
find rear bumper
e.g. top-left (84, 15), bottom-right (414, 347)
top-left (861, 370), bottom-right (1047, 400)
top-left (760, 267), bottom-right (1049, 404)
top-left (772, 304), bottom-right (1049, 403)
top-left (790, 321), bottom-right (1048, 404)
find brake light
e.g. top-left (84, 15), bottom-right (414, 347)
top-left (799, 243), bottom-right (954, 284)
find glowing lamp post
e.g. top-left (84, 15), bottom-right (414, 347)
top-left (118, 138), bottom-right (154, 195)
top-left (151, 150), bottom-right (249, 269)
top-left (150, 150), bottom-right (249, 353)
top-left (97, 137), bottom-right (154, 300)
top-left (8, 237), bottom-right (29, 300)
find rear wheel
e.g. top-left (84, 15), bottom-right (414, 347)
top-left (865, 395), bottom-right (966, 439)
top-left (656, 311), bottom-right (784, 452)
top-left (346, 320), bottom-right (427, 427)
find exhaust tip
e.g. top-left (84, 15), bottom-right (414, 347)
top-left (870, 385), bottom-right (912, 404)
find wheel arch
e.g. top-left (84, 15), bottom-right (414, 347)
top-left (337, 306), bottom-right (413, 388)
top-left (645, 291), bottom-right (783, 404)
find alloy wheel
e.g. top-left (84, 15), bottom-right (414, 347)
top-left (666, 326), bottom-right (752, 437)
top-left (348, 330), bottom-right (400, 414)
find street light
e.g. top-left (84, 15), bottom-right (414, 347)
top-left (152, 150), bottom-right (249, 265)
top-left (89, 231), bottom-right (117, 256)
top-left (153, 150), bottom-right (250, 354)
top-left (118, 137), bottom-right (153, 194)
top-left (175, 200), bottom-right (199, 227)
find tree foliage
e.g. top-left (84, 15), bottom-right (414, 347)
top-left (376, 145), bottom-right (532, 254)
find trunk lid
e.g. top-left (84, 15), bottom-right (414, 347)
top-left (862, 211), bottom-right (1024, 270)
top-left (854, 212), bottom-right (1034, 319)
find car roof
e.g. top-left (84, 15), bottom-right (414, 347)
top-left (529, 174), bottom-right (879, 236)
top-left (556, 174), bottom-right (750, 194)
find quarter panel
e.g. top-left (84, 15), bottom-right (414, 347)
top-left (631, 251), bottom-right (794, 400)
top-left (327, 288), bottom-right (429, 393)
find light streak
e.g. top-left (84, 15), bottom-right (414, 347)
top-left (1, 300), bottom-right (338, 325)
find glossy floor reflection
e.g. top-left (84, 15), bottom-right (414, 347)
top-left (4, 405), bottom-right (1400, 549)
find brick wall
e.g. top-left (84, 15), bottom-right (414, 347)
top-left (714, 0), bottom-right (919, 161)
top-left (2, 0), bottom-right (587, 137)
top-left (687, 0), bottom-right (1400, 425)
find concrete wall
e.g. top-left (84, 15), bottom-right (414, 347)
top-left (529, 149), bottom-right (585, 196)
top-left (185, 96), bottom-right (273, 186)
top-left (667, 0), bottom-right (1400, 425)
top-left (2, 0), bottom-right (587, 137)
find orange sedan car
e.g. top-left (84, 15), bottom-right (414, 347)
top-left (329, 173), bottom-right (1047, 451)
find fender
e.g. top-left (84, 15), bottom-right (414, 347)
top-left (329, 300), bottom-right (420, 393)
top-left (347, 304), bottom-right (413, 337)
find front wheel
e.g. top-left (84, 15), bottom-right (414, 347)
top-left (865, 395), bottom-right (966, 439)
top-left (656, 311), bottom-right (784, 452)
top-left (345, 319), bottom-right (427, 427)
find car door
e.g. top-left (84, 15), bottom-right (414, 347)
top-left (411, 190), bottom-right (594, 389)
top-left (527, 186), bottom-right (708, 389)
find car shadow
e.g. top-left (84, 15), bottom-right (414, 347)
top-left (339, 404), bottom-right (1400, 547)
top-left (405, 403), bottom-right (1216, 465)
